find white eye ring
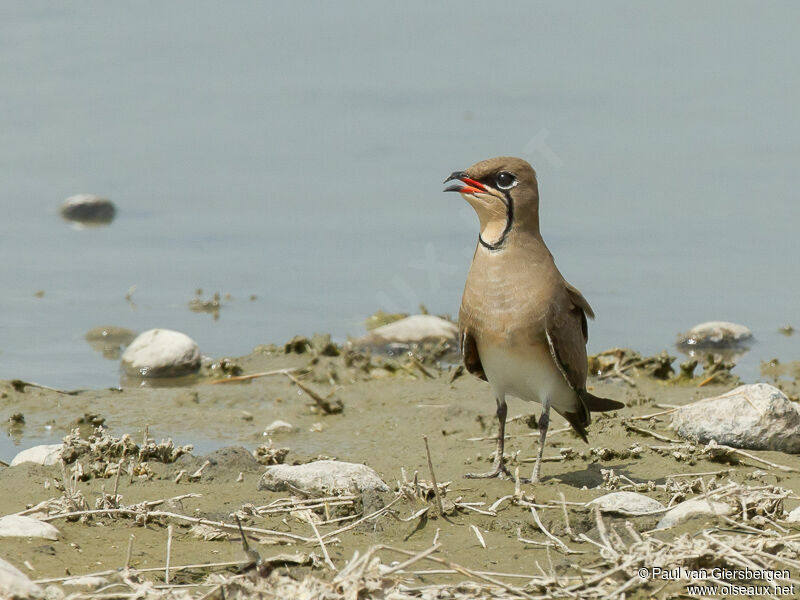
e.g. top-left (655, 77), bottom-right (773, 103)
top-left (495, 171), bottom-right (517, 190)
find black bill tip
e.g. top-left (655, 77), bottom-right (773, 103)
top-left (443, 170), bottom-right (467, 184)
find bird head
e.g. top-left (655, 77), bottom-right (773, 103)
top-left (444, 156), bottom-right (539, 249)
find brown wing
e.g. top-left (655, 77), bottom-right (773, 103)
top-left (546, 286), bottom-right (625, 415)
top-left (543, 287), bottom-right (593, 437)
top-left (544, 288), bottom-right (590, 393)
top-left (460, 328), bottom-right (487, 381)
top-left (564, 281), bottom-right (594, 340)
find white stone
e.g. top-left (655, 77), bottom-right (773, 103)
top-left (671, 383), bottom-right (800, 452)
top-left (358, 315), bottom-right (457, 345)
top-left (60, 194), bottom-right (116, 223)
top-left (264, 420), bottom-right (294, 435)
top-left (656, 499), bottom-right (734, 529)
top-left (786, 506), bottom-right (800, 523)
top-left (121, 328), bottom-right (201, 377)
top-left (677, 321), bottom-right (752, 348)
top-left (258, 460), bottom-right (389, 494)
top-left (0, 515), bottom-right (60, 540)
top-left (587, 491), bottom-right (666, 516)
top-left (9, 444), bottom-right (62, 467)
top-left (0, 556), bottom-right (44, 599)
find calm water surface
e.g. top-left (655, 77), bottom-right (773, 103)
top-left (1, 2), bottom-right (798, 399)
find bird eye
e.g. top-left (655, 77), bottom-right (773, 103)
top-left (495, 171), bottom-right (516, 190)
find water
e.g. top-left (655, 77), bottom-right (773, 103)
top-left (1, 1), bottom-right (798, 395)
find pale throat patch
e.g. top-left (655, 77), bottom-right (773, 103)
top-left (480, 219), bottom-right (509, 247)
top-left (464, 193), bottom-right (511, 248)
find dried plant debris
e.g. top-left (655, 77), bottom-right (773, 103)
top-left (286, 372), bottom-right (344, 414)
top-left (242, 335), bottom-right (450, 411)
top-left (364, 309), bottom-right (408, 330)
top-left (21, 529), bottom-right (800, 600)
top-left (397, 468), bottom-right (451, 504)
top-left (7, 464), bottom-right (800, 600)
top-left (588, 348), bottom-right (740, 386)
top-left (599, 468), bottom-right (657, 492)
top-left (656, 476), bottom-right (792, 525)
top-left (285, 334), bottom-right (340, 357)
top-left (253, 439), bottom-right (290, 465)
top-left (589, 444), bottom-right (644, 461)
top-left (189, 291), bottom-right (222, 319)
top-left (648, 439), bottom-right (799, 474)
top-left (60, 426), bottom-right (192, 480)
top-left (206, 357), bottom-right (243, 376)
top-left (190, 523), bottom-right (230, 541)
top-left (590, 348), bottom-right (671, 383)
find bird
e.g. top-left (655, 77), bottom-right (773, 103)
top-left (444, 156), bottom-right (624, 483)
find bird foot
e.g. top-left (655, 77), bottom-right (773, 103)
top-left (464, 462), bottom-right (513, 479)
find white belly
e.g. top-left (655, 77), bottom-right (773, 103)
top-left (477, 342), bottom-right (577, 416)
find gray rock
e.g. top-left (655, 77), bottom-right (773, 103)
top-left (0, 556), bottom-right (44, 599)
top-left (60, 194), bottom-right (116, 224)
top-left (677, 321), bottom-right (752, 349)
top-left (258, 460), bottom-right (389, 494)
top-left (671, 383), bottom-right (800, 452)
top-left (786, 506), bottom-right (800, 523)
top-left (656, 499), bottom-right (734, 529)
top-left (0, 515), bottom-right (60, 540)
top-left (121, 328), bottom-right (201, 377)
top-left (10, 444), bottom-right (62, 467)
top-left (586, 491), bottom-right (666, 516)
top-left (357, 315), bottom-right (457, 345)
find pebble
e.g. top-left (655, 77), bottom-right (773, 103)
top-left (586, 491), bottom-right (666, 516)
top-left (0, 515), bottom-right (60, 540)
top-left (9, 444), bottom-right (62, 467)
top-left (357, 315), bottom-right (457, 345)
top-left (0, 556), bottom-right (44, 599)
top-left (258, 460), bottom-right (389, 494)
top-left (676, 321), bottom-right (752, 349)
top-left (671, 383), bottom-right (800, 452)
top-left (264, 420), bottom-right (294, 435)
top-left (120, 328), bottom-right (201, 377)
top-left (60, 194), bottom-right (116, 224)
top-left (655, 499), bottom-right (734, 529)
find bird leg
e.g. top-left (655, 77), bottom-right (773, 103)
top-left (530, 396), bottom-right (551, 483)
top-left (465, 397), bottom-right (512, 479)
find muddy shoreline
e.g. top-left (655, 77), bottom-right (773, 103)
top-left (1, 337), bottom-right (799, 599)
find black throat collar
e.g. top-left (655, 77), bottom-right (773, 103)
top-left (478, 193), bottom-right (514, 251)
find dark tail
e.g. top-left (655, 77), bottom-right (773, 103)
top-left (562, 391), bottom-right (624, 443)
top-left (580, 390), bottom-right (625, 413)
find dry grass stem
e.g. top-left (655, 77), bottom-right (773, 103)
top-left (165, 524), bottom-right (174, 584)
top-left (622, 421), bottom-right (681, 442)
top-left (629, 407), bottom-right (678, 420)
top-left (207, 367), bottom-right (301, 384)
top-left (470, 523), bottom-right (487, 549)
top-left (528, 505), bottom-right (574, 555)
top-left (422, 435), bottom-right (445, 517)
